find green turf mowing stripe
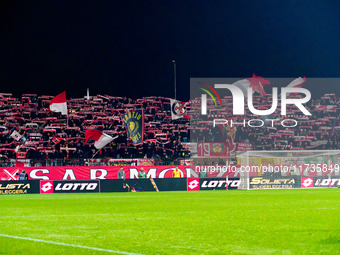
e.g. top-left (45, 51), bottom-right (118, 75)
top-left (0, 234), bottom-right (144, 255)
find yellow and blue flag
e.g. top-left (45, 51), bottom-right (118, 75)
top-left (121, 110), bottom-right (144, 145)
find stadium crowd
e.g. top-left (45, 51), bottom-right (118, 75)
top-left (186, 93), bottom-right (339, 151)
top-left (0, 94), bottom-right (190, 165)
top-left (0, 92), bottom-right (338, 166)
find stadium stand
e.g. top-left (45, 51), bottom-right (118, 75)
top-left (0, 92), bottom-right (338, 167)
top-left (190, 93), bottom-right (339, 150)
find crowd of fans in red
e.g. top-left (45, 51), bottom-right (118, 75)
top-left (0, 92), bottom-right (338, 166)
top-left (0, 94), bottom-right (190, 166)
top-left (190, 93), bottom-right (339, 151)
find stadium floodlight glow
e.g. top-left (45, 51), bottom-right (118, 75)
top-left (201, 85), bottom-right (312, 116)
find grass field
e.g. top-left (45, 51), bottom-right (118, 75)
top-left (0, 189), bottom-right (339, 255)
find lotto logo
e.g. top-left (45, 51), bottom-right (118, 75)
top-left (301, 178), bottom-right (313, 188)
top-left (40, 181), bottom-right (54, 193)
top-left (187, 178), bottom-right (200, 191)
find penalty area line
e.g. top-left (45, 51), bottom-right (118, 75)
top-left (0, 233), bottom-right (144, 255)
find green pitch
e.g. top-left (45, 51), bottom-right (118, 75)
top-left (0, 189), bottom-right (339, 255)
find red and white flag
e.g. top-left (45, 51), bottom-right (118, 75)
top-left (315, 105), bottom-right (337, 111)
top-left (285, 76), bottom-right (306, 97)
top-left (10, 130), bottom-right (22, 141)
top-left (286, 76), bottom-right (306, 89)
top-left (84, 129), bottom-right (115, 149)
top-left (51, 136), bottom-right (64, 145)
top-left (49, 91), bottom-right (68, 115)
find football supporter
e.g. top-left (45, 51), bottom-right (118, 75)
top-left (0, 92), bottom-right (337, 167)
top-left (16, 170), bottom-right (28, 180)
top-left (173, 166), bottom-right (181, 178)
top-left (117, 167), bottom-right (125, 179)
top-left (138, 168), bottom-right (146, 178)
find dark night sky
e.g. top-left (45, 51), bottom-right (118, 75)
top-left (0, 0), bottom-right (339, 101)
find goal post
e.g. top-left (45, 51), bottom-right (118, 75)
top-left (237, 150), bottom-right (340, 190)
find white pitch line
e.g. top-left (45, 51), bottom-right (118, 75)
top-left (0, 213), bottom-right (111, 219)
top-left (0, 234), bottom-right (144, 255)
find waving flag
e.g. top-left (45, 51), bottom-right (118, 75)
top-left (285, 77), bottom-right (306, 97)
top-left (315, 105), bottom-right (337, 111)
top-left (233, 74), bottom-right (270, 97)
top-left (10, 130), bottom-right (22, 141)
top-left (84, 129), bottom-right (115, 149)
top-left (170, 99), bottom-right (188, 120)
top-left (219, 125), bottom-right (236, 152)
top-left (51, 136), bottom-right (64, 145)
top-left (49, 91), bottom-right (68, 115)
top-left (286, 76), bottom-right (306, 89)
top-left (121, 110), bottom-right (144, 145)
top-left (247, 74), bottom-right (271, 96)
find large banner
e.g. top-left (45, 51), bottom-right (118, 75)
top-left (0, 177), bottom-right (338, 195)
top-left (187, 177), bottom-right (241, 191)
top-left (53, 180), bottom-right (99, 193)
top-left (197, 143), bottom-right (227, 157)
top-left (108, 158), bottom-right (154, 166)
top-left (249, 177), bottom-right (301, 189)
top-left (236, 142), bottom-right (253, 152)
top-left (0, 166), bottom-right (195, 180)
top-left (0, 181), bottom-right (40, 195)
top-left (181, 143), bottom-right (198, 154)
top-left (197, 142), bottom-right (238, 157)
top-left (301, 177), bottom-right (340, 188)
top-left (101, 178), bottom-right (187, 192)
top-left (121, 110), bottom-right (144, 145)
top-left (100, 179), bottom-right (153, 192)
top-left (0, 165), bottom-right (337, 181)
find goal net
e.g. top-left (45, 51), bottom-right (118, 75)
top-left (237, 150), bottom-right (340, 190)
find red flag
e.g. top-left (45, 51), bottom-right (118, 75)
top-left (247, 74), bottom-right (271, 96)
top-left (84, 129), bottom-right (115, 149)
top-left (49, 91), bottom-right (68, 115)
top-left (51, 136), bottom-right (63, 145)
